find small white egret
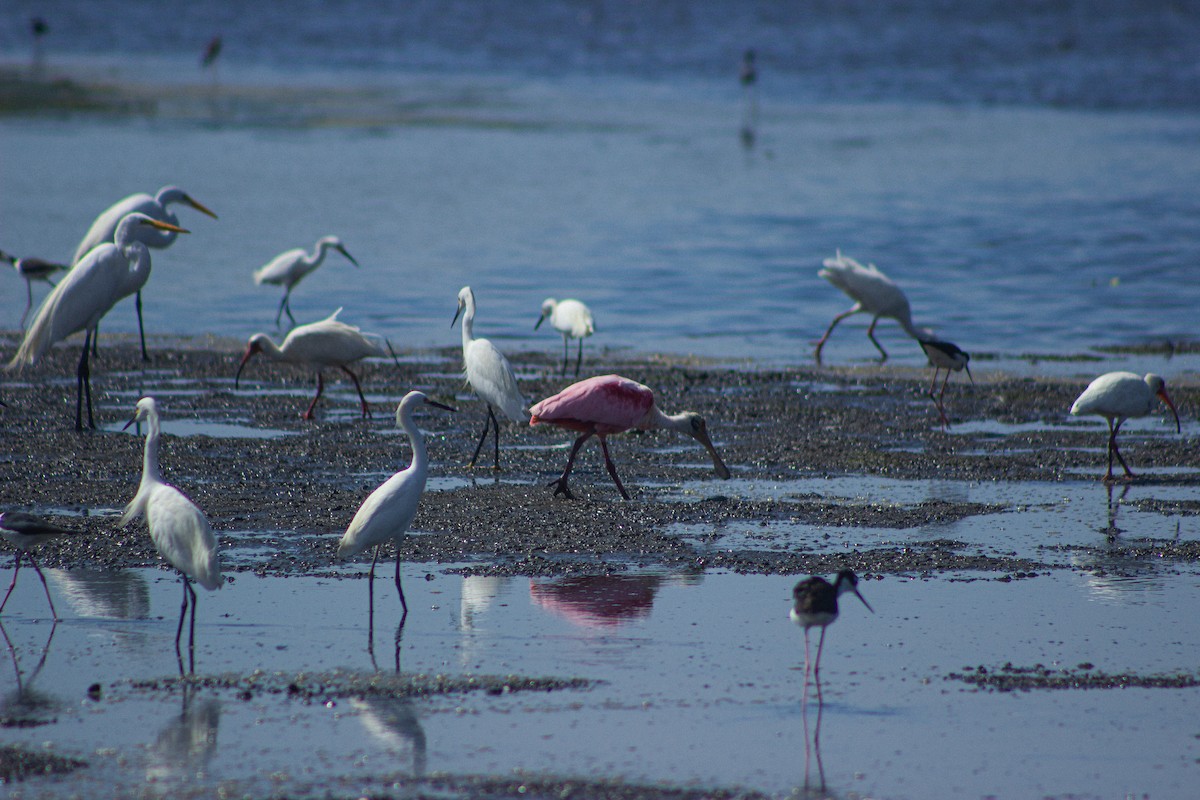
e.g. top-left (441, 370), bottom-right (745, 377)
top-left (120, 397), bottom-right (222, 670)
top-left (7, 214), bottom-right (189, 430)
top-left (1, 251), bottom-right (69, 328)
top-left (253, 236), bottom-right (358, 327)
top-left (815, 251), bottom-right (925, 363)
top-left (235, 308), bottom-right (387, 419)
top-left (535, 297), bottom-right (595, 377)
top-left (918, 337), bottom-right (972, 429)
top-left (1070, 372), bottom-right (1181, 481)
top-left (791, 570), bottom-right (873, 690)
top-left (529, 374), bottom-right (730, 500)
top-left (452, 286), bottom-right (528, 469)
top-left (337, 391), bottom-right (455, 635)
top-left (1, 511), bottom-right (82, 620)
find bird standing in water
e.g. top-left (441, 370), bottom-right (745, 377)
top-left (1, 512), bottom-right (82, 620)
top-left (1070, 372), bottom-right (1181, 481)
top-left (918, 337), bottom-right (972, 429)
top-left (254, 236), bottom-right (358, 327)
top-left (791, 570), bottom-right (873, 692)
top-left (535, 297), bottom-right (595, 377)
top-left (1, 251), bottom-right (69, 328)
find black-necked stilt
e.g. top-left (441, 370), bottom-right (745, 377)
top-left (918, 336), bottom-right (972, 429)
top-left (1, 511), bottom-right (82, 620)
top-left (791, 570), bottom-right (874, 684)
top-left (1070, 372), bottom-right (1181, 481)
top-left (0, 251), bottom-right (68, 328)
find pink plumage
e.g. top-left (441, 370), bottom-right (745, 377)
top-left (530, 374), bottom-right (655, 435)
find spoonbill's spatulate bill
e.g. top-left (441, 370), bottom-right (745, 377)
top-left (815, 251), bottom-right (924, 363)
top-left (253, 236), bottom-right (358, 327)
top-left (1070, 372), bottom-right (1181, 481)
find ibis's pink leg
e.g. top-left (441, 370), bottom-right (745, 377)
top-left (813, 307), bottom-right (858, 363)
top-left (598, 434), bottom-right (631, 500)
top-left (866, 314), bottom-right (889, 361)
top-left (0, 554), bottom-right (21, 614)
top-left (339, 365), bottom-right (371, 418)
top-left (303, 372), bottom-right (325, 420)
top-left (550, 431), bottom-right (594, 499)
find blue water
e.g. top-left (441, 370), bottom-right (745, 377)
top-left (3, 1), bottom-right (1200, 369)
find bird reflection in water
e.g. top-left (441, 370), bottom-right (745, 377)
top-left (0, 619), bottom-right (60, 729)
top-left (529, 574), bottom-right (665, 628)
top-left (1102, 482), bottom-right (1132, 538)
top-left (359, 611), bottom-right (427, 778)
top-left (145, 684), bottom-right (220, 793)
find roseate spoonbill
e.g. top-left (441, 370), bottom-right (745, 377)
top-left (120, 397), bottom-right (222, 670)
top-left (814, 251), bottom-right (925, 363)
top-left (791, 570), bottom-right (873, 687)
top-left (72, 186), bottom-right (217, 360)
top-left (535, 298), bottom-right (595, 377)
top-left (235, 308), bottom-right (386, 420)
top-left (1, 251), bottom-right (68, 328)
top-left (7, 214), bottom-right (189, 430)
top-left (452, 286), bottom-right (528, 469)
top-left (918, 337), bottom-right (972, 429)
top-left (0, 512), bottom-right (82, 620)
top-left (1070, 372), bottom-right (1181, 481)
top-left (337, 391), bottom-right (455, 636)
top-left (253, 236), bottom-right (358, 327)
top-left (529, 374), bottom-right (731, 500)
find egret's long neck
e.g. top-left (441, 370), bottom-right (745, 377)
top-left (141, 413), bottom-right (163, 486)
top-left (459, 299), bottom-right (476, 352)
top-left (400, 409), bottom-right (430, 479)
top-left (121, 242), bottom-right (152, 296)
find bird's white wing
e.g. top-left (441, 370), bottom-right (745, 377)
top-left (145, 484), bottom-right (222, 591)
top-left (253, 248), bottom-right (305, 285)
top-left (338, 468), bottom-right (425, 558)
top-left (465, 338), bottom-right (528, 422)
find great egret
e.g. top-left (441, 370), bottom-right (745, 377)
top-left (1070, 372), bottom-right (1181, 481)
top-left (7, 214), bottom-right (189, 430)
top-left (0, 511), bottom-right (82, 620)
top-left (253, 236), bottom-right (358, 327)
top-left (1, 251), bottom-right (69, 328)
top-left (535, 297), bottom-right (595, 377)
top-left (918, 337), bottom-right (972, 429)
top-left (529, 374), bottom-right (731, 500)
top-left (815, 251), bottom-right (925, 363)
top-left (452, 286), bottom-right (528, 469)
top-left (791, 571), bottom-right (873, 689)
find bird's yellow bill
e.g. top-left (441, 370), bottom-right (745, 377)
top-left (144, 219), bottom-right (191, 234)
top-left (185, 195), bottom-right (219, 219)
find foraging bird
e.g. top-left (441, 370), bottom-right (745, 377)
top-left (791, 570), bottom-right (873, 685)
top-left (337, 391), bottom-right (455, 630)
top-left (253, 236), bottom-right (358, 327)
top-left (535, 298), bottom-right (595, 377)
top-left (452, 286), bottom-right (529, 469)
top-left (7, 214), bottom-right (189, 430)
top-left (0, 511), bottom-right (82, 620)
top-left (529, 374), bottom-right (731, 500)
top-left (235, 308), bottom-right (387, 420)
top-left (71, 186), bottom-right (217, 361)
top-left (814, 251), bottom-right (925, 363)
top-left (918, 337), bottom-right (972, 429)
top-left (1070, 372), bottom-right (1181, 481)
top-left (1, 250), bottom-right (69, 328)
top-left (200, 35), bottom-right (222, 69)
top-left (120, 397), bottom-right (222, 668)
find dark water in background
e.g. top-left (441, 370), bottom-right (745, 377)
top-left (2, 1), bottom-right (1200, 369)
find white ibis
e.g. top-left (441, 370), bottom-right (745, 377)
top-left (1070, 372), bottom-right (1181, 481)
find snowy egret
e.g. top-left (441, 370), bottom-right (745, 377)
top-left (452, 286), bottom-right (528, 469)
top-left (791, 570), bottom-right (873, 686)
top-left (535, 298), bottom-right (595, 377)
top-left (120, 397), bottom-right (222, 670)
top-left (0, 512), bottom-right (82, 620)
top-left (72, 186), bottom-right (217, 361)
top-left (235, 308), bottom-right (387, 420)
top-left (529, 374), bottom-right (731, 500)
top-left (814, 251), bottom-right (925, 363)
top-left (1070, 372), bottom-right (1181, 481)
top-left (918, 337), bottom-right (972, 429)
top-left (7, 214), bottom-right (189, 430)
top-left (253, 236), bottom-right (358, 327)
top-left (1, 251), bottom-right (69, 328)
top-left (337, 391), bottom-right (455, 635)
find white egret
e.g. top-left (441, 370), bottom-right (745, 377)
top-left (815, 251), bottom-right (925, 363)
top-left (918, 337), bottom-right (972, 429)
top-left (120, 397), bottom-right (222, 670)
top-left (452, 286), bottom-right (528, 469)
top-left (235, 308), bottom-right (387, 420)
top-left (1, 511), bottom-right (82, 620)
top-left (529, 374), bottom-right (730, 500)
top-left (7, 214), bottom-right (189, 430)
top-left (1070, 372), bottom-right (1181, 481)
top-left (791, 570), bottom-right (873, 689)
top-left (337, 391), bottom-right (455, 634)
top-left (1, 251), bottom-right (69, 328)
top-left (535, 297), bottom-right (595, 377)
top-left (253, 236), bottom-right (358, 327)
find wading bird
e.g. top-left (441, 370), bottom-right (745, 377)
top-left (1070, 372), bottom-right (1181, 481)
top-left (535, 297), bottom-right (595, 377)
top-left (253, 236), bottom-right (357, 327)
top-left (235, 308), bottom-right (387, 420)
top-left (1, 511), bottom-right (82, 620)
top-left (814, 251), bottom-right (925, 363)
top-left (72, 186), bottom-right (217, 361)
top-left (918, 337), bottom-right (972, 429)
top-left (8, 214), bottom-right (189, 430)
top-left (529, 374), bottom-right (731, 500)
top-left (337, 391), bottom-right (455, 637)
top-left (120, 398), bottom-right (222, 670)
top-left (452, 286), bottom-right (528, 469)
top-left (1, 251), bottom-right (69, 328)
top-left (791, 570), bottom-right (873, 688)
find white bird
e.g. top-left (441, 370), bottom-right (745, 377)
top-left (1, 251), bottom-right (69, 328)
top-left (1070, 372), bottom-right (1181, 481)
top-left (815, 251), bottom-right (925, 363)
top-left (1, 511), bottom-right (82, 620)
top-left (452, 286), bottom-right (529, 469)
top-left (71, 186), bottom-right (218, 361)
top-left (7, 214), bottom-right (189, 430)
top-left (918, 337), bottom-right (972, 429)
top-left (337, 391), bottom-right (455, 632)
top-left (535, 297), bottom-right (595, 377)
top-left (235, 308), bottom-right (387, 420)
top-left (253, 236), bottom-right (358, 327)
top-left (120, 397), bottom-right (222, 669)
top-left (120, 398), bottom-right (223, 666)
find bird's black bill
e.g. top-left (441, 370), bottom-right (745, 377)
top-left (425, 398), bottom-right (457, 413)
